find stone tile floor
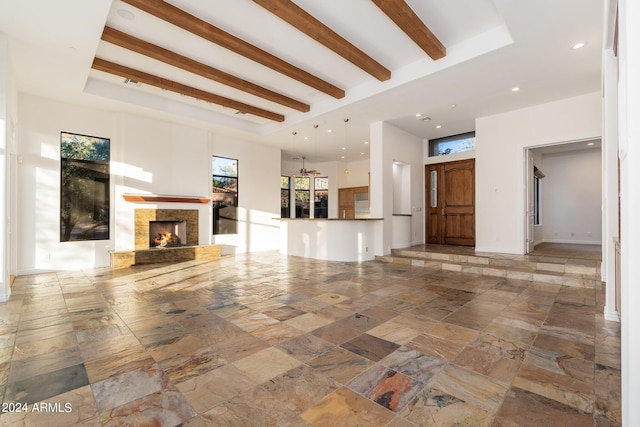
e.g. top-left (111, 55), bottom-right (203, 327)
top-left (0, 252), bottom-right (620, 426)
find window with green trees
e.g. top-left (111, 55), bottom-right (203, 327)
top-left (281, 176), bottom-right (290, 218)
top-left (60, 132), bottom-right (110, 242)
top-left (212, 156), bottom-right (238, 234)
top-left (295, 177), bottom-right (310, 218)
top-left (314, 177), bottom-right (328, 218)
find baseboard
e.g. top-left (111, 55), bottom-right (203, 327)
top-left (474, 246), bottom-right (522, 255)
top-left (541, 239), bottom-right (603, 245)
top-left (16, 268), bottom-right (60, 276)
top-left (604, 306), bottom-right (620, 322)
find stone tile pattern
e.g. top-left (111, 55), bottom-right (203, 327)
top-left (381, 244), bottom-right (602, 289)
top-left (0, 251), bottom-right (620, 426)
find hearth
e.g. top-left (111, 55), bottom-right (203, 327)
top-left (149, 220), bottom-right (186, 248)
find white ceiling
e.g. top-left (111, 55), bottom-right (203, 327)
top-left (0, 0), bottom-right (603, 164)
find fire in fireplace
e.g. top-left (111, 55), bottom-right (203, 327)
top-left (149, 220), bottom-right (187, 248)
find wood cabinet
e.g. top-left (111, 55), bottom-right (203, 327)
top-left (338, 186), bottom-right (368, 219)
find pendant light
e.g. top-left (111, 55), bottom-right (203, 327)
top-left (291, 131), bottom-right (297, 179)
top-left (343, 118), bottom-right (350, 175)
top-left (312, 124), bottom-right (320, 177)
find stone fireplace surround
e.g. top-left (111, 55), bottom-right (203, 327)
top-left (135, 209), bottom-right (198, 250)
top-left (110, 207), bottom-right (221, 268)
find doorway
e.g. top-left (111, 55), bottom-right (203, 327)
top-left (425, 159), bottom-right (475, 246)
top-left (523, 141), bottom-right (602, 255)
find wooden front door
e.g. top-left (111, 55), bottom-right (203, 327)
top-left (426, 159), bottom-right (475, 246)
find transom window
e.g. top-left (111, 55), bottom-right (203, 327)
top-left (429, 131), bottom-right (476, 157)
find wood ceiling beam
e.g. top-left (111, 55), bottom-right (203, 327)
top-left (372, 0), bottom-right (446, 60)
top-left (121, 0), bottom-right (345, 99)
top-left (101, 26), bottom-right (309, 112)
top-left (252, 0), bottom-right (391, 81)
top-left (91, 58), bottom-right (285, 122)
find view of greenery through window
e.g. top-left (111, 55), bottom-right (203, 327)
top-left (212, 156), bottom-right (238, 234)
top-left (314, 177), bottom-right (328, 218)
top-left (295, 177), bottom-right (310, 218)
top-left (282, 175), bottom-right (329, 219)
top-left (281, 176), bottom-right (290, 218)
top-left (429, 132), bottom-right (476, 156)
top-left (60, 132), bottom-right (110, 242)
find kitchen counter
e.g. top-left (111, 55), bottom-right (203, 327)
top-left (279, 217), bottom-right (383, 262)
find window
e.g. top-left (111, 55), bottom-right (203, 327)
top-left (295, 177), bottom-right (310, 218)
top-left (429, 131), bottom-right (476, 157)
top-left (281, 176), bottom-right (291, 218)
top-left (534, 176), bottom-right (541, 225)
top-left (314, 177), bottom-right (329, 218)
top-left (60, 132), bottom-right (110, 242)
top-left (212, 156), bottom-right (238, 234)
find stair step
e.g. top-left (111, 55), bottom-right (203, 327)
top-left (377, 249), bottom-right (601, 289)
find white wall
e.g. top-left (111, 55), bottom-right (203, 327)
top-left (475, 92), bottom-right (602, 254)
top-left (114, 114), bottom-right (211, 252)
top-left (17, 94), bottom-right (281, 272)
top-left (211, 134), bottom-right (280, 254)
top-left (0, 33), bottom-right (12, 301)
top-left (281, 219), bottom-right (378, 262)
top-left (337, 159), bottom-right (370, 188)
top-left (18, 95), bottom-right (116, 273)
top-left (370, 121), bottom-right (424, 255)
top-left (602, 1), bottom-right (620, 323)
top-left (392, 162), bottom-right (411, 214)
top-left (616, 0), bottom-right (640, 423)
top-left (541, 148), bottom-right (602, 244)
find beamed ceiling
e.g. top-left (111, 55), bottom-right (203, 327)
top-left (1, 0), bottom-right (603, 163)
top-left (93, 0), bottom-right (444, 124)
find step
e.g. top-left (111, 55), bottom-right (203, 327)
top-left (376, 248), bottom-right (601, 288)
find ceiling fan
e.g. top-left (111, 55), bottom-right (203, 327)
top-left (296, 156), bottom-right (319, 177)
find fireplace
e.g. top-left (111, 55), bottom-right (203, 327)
top-left (112, 207), bottom-right (221, 269)
top-left (149, 220), bottom-right (187, 248)
top-left (134, 209), bottom-right (199, 250)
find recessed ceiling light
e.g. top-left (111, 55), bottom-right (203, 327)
top-left (572, 42), bottom-right (586, 50)
top-left (364, 141), bottom-right (369, 145)
top-left (304, 137), bottom-right (308, 140)
top-left (117, 8), bottom-right (135, 20)
top-left (361, 152), bottom-right (365, 155)
top-left (327, 129), bottom-right (332, 133)
top-left (512, 86), bottom-right (520, 92)
top-left (415, 113), bottom-right (422, 117)
top-left (436, 125), bottom-right (442, 129)
top-left (341, 147), bottom-right (346, 150)
top-left (451, 104), bottom-right (457, 108)
top-left (587, 142), bottom-right (595, 146)
top-left (341, 156), bottom-right (345, 159)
